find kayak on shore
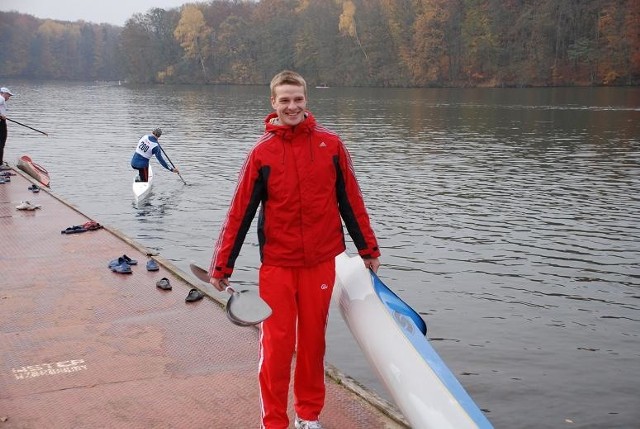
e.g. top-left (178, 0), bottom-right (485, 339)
top-left (17, 154), bottom-right (50, 187)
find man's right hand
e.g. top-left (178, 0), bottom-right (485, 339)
top-left (211, 277), bottom-right (230, 292)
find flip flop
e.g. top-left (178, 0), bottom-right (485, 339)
top-left (146, 259), bottom-right (159, 271)
top-left (122, 254), bottom-right (138, 265)
top-left (156, 277), bottom-right (171, 290)
top-left (111, 261), bottom-right (132, 274)
top-left (185, 288), bottom-right (204, 302)
top-left (108, 256), bottom-right (128, 269)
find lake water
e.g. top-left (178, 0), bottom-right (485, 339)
top-left (5, 81), bottom-right (640, 428)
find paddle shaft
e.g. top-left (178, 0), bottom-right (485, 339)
top-left (6, 118), bottom-right (48, 136)
top-left (159, 146), bottom-right (187, 185)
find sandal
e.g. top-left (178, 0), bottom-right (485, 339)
top-left (156, 277), bottom-right (171, 290)
top-left (185, 288), bottom-right (204, 302)
top-left (146, 259), bottom-right (159, 271)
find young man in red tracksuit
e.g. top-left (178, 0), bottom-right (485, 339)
top-left (208, 70), bottom-right (380, 429)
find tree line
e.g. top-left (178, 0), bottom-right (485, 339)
top-left (1, 0), bottom-right (638, 87)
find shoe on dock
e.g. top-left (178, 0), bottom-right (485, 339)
top-left (146, 259), bottom-right (159, 271)
top-left (185, 288), bottom-right (204, 302)
top-left (295, 417), bottom-right (323, 429)
top-left (156, 277), bottom-right (172, 290)
top-left (16, 201), bottom-right (41, 211)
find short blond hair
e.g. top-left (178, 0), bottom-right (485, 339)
top-left (270, 70), bottom-right (307, 98)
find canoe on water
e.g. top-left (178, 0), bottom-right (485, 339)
top-left (132, 165), bottom-right (153, 204)
top-left (17, 154), bottom-right (50, 187)
top-left (334, 252), bottom-right (494, 429)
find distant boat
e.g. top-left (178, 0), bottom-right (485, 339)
top-left (315, 84), bottom-right (329, 89)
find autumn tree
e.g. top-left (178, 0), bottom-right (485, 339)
top-left (119, 14), bottom-right (158, 83)
top-left (460, 0), bottom-right (499, 84)
top-left (250, 0), bottom-right (298, 80)
top-left (625, 0), bottom-right (640, 82)
top-left (174, 5), bottom-right (212, 82)
top-left (337, 0), bottom-right (369, 61)
top-left (411, 0), bottom-right (463, 85)
top-left (292, 1), bottom-right (342, 85)
top-left (0, 13), bottom-right (40, 76)
top-left (215, 15), bottom-right (256, 83)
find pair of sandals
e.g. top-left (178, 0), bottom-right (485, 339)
top-left (156, 277), bottom-right (204, 302)
top-left (108, 254), bottom-right (138, 274)
top-left (108, 256), bottom-right (156, 274)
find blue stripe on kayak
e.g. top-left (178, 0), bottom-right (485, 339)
top-left (370, 272), bottom-right (493, 428)
top-left (368, 270), bottom-right (428, 335)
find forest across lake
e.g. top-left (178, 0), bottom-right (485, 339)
top-left (1, 0), bottom-right (639, 88)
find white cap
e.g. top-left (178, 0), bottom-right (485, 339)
top-left (0, 87), bottom-right (14, 96)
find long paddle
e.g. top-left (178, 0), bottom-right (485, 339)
top-left (6, 118), bottom-right (48, 136)
top-left (189, 263), bottom-right (272, 326)
top-left (159, 146), bottom-right (187, 185)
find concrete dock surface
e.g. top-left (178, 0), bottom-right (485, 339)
top-left (0, 168), bottom-right (408, 428)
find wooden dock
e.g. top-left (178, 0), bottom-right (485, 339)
top-left (0, 168), bottom-right (408, 428)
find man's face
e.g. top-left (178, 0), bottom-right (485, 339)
top-left (271, 84), bottom-right (307, 127)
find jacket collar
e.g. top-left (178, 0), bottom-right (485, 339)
top-left (264, 111), bottom-right (316, 139)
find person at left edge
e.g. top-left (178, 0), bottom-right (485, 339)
top-left (0, 87), bottom-right (14, 170)
top-left (130, 127), bottom-right (179, 182)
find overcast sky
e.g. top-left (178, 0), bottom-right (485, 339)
top-left (1, 0), bottom-right (189, 26)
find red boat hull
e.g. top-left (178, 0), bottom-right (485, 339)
top-left (17, 154), bottom-right (51, 187)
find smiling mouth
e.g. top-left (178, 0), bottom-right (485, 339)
top-left (284, 112), bottom-right (302, 121)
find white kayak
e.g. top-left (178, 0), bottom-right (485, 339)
top-left (132, 165), bottom-right (153, 204)
top-left (334, 252), bottom-right (493, 429)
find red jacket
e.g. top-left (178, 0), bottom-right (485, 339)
top-left (210, 111), bottom-right (380, 279)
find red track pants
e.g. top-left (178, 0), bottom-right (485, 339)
top-left (258, 259), bottom-right (335, 429)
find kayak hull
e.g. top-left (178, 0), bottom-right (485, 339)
top-left (17, 154), bottom-right (50, 187)
top-left (334, 252), bottom-right (493, 429)
top-left (132, 165), bottom-right (153, 204)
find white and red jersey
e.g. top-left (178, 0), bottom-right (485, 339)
top-left (135, 134), bottom-right (159, 159)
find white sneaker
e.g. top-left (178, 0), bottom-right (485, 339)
top-left (294, 416), bottom-right (322, 429)
top-left (16, 201), bottom-right (41, 211)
